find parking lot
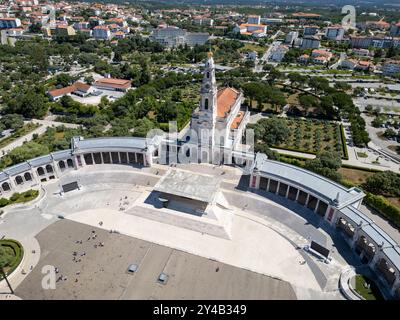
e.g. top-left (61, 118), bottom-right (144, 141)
top-left (15, 219), bottom-right (296, 300)
top-left (70, 89), bottom-right (127, 105)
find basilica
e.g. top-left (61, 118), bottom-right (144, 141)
top-left (189, 52), bottom-right (250, 164)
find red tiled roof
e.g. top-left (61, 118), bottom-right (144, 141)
top-left (230, 111), bottom-right (244, 129)
top-left (48, 81), bottom-right (90, 97)
top-left (217, 87), bottom-right (240, 118)
top-left (94, 78), bottom-right (131, 89)
top-left (48, 85), bottom-right (76, 97)
top-left (292, 12), bottom-right (321, 17)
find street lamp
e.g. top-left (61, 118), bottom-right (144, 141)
top-left (0, 266), bottom-right (14, 294)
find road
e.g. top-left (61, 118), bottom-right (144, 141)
top-left (329, 52), bottom-right (346, 70)
top-left (0, 119), bottom-right (80, 157)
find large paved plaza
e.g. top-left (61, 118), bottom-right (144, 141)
top-left (0, 164), bottom-right (354, 300)
top-left (15, 219), bottom-right (296, 300)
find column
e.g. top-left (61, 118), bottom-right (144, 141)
top-left (52, 160), bottom-right (61, 178)
top-left (391, 277), bottom-right (400, 296)
top-left (117, 152), bottom-right (121, 164)
top-left (266, 178), bottom-right (271, 192)
top-left (276, 181), bottom-right (280, 195)
top-left (369, 245), bottom-right (382, 269)
top-left (30, 168), bottom-right (40, 185)
top-left (295, 189), bottom-right (300, 202)
top-left (285, 185), bottom-right (290, 198)
top-left (305, 193), bottom-right (310, 206)
top-left (314, 199), bottom-right (320, 213)
top-left (100, 152), bottom-right (104, 164)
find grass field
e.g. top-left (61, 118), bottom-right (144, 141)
top-left (354, 275), bottom-right (383, 300)
top-left (339, 167), bottom-right (374, 184)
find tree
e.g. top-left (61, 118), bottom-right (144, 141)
top-left (139, 58), bottom-right (151, 85)
top-left (266, 67), bottom-right (282, 84)
top-left (334, 82), bottom-right (351, 91)
top-left (384, 128), bottom-right (397, 139)
top-left (288, 72), bottom-right (307, 88)
top-left (268, 91), bottom-right (287, 113)
top-left (254, 143), bottom-right (280, 160)
top-left (299, 94), bottom-right (319, 112)
top-left (84, 75), bottom-right (95, 85)
top-left (253, 117), bottom-right (290, 146)
top-left (309, 77), bottom-right (329, 95)
top-left (157, 100), bottom-right (177, 123)
top-left (305, 151), bottom-right (342, 182)
top-left (364, 171), bottom-right (400, 197)
top-left (133, 118), bottom-right (155, 137)
top-left (0, 114), bottom-right (24, 131)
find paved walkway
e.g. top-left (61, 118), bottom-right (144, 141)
top-left (0, 120), bottom-right (80, 157)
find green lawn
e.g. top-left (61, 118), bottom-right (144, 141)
top-left (272, 118), bottom-right (346, 158)
top-left (0, 239), bottom-right (24, 279)
top-left (354, 275), bottom-right (384, 300)
top-left (0, 189), bottom-right (40, 208)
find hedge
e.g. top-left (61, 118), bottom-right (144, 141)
top-left (339, 124), bottom-right (349, 160)
top-left (0, 189), bottom-right (39, 208)
top-left (0, 239), bottom-right (24, 279)
top-left (363, 193), bottom-right (400, 229)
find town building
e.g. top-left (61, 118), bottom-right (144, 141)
top-left (55, 25), bottom-right (76, 37)
top-left (325, 25), bottom-right (345, 41)
top-left (193, 16), bottom-right (214, 26)
top-left (340, 59), bottom-right (372, 71)
top-left (0, 17), bottom-right (21, 29)
top-left (390, 22), bottom-right (400, 37)
top-left (285, 31), bottom-right (298, 45)
top-left (303, 25), bottom-right (319, 36)
top-left (300, 35), bottom-right (320, 49)
top-left (247, 15), bottom-right (261, 25)
top-left (381, 60), bottom-right (400, 76)
top-left (269, 45), bottom-right (289, 62)
top-left (47, 81), bottom-right (93, 101)
top-left (93, 78), bottom-right (132, 92)
top-left (310, 49), bottom-right (333, 65)
top-left (234, 23), bottom-right (267, 37)
top-left (150, 26), bottom-right (209, 48)
top-left (93, 25), bottom-right (111, 40)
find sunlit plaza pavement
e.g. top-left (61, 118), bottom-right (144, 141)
top-left (0, 164), bottom-right (355, 300)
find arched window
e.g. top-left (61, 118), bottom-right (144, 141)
top-left (45, 164), bottom-right (53, 173)
top-left (58, 161), bottom-right (66, 170)
top-left (37, 167), bottom-right (45, 176)
top-left (15, 176), bottom-right (23, 185)
top-left (24, 172), bottom-right (32, 181)
top-left (207, 72), bottom-right (210, 79)
top-left (67, 159), bottom-right (74, 168)
top-left (204, 98), bottom-right (209, 110)
top-left (2, 182), bottom-right (10, 191)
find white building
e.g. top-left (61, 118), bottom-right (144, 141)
top-left (150, 26), bottom-right (209, 48)
top-left (247, 15), bottom-right (261, 25)
top-left (381, 61), bottom-right (400, 76)
top-left (285, 31), bottom-right (298, 45)
top-left (190, 53), bottom-right (249, 153)
top-left (325, 25), bottom-right (345, 40)
top-left (93, 25), bottom-right (111, 40)
top-left (301, 36), bottom-right (320, 49)
top-left (0, 17), bottom-right (21, 29)
top-left (269, 45), bottom-right (289, 62)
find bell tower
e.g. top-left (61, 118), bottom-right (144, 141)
top-left (196, 51), bottom-right (217, 147)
